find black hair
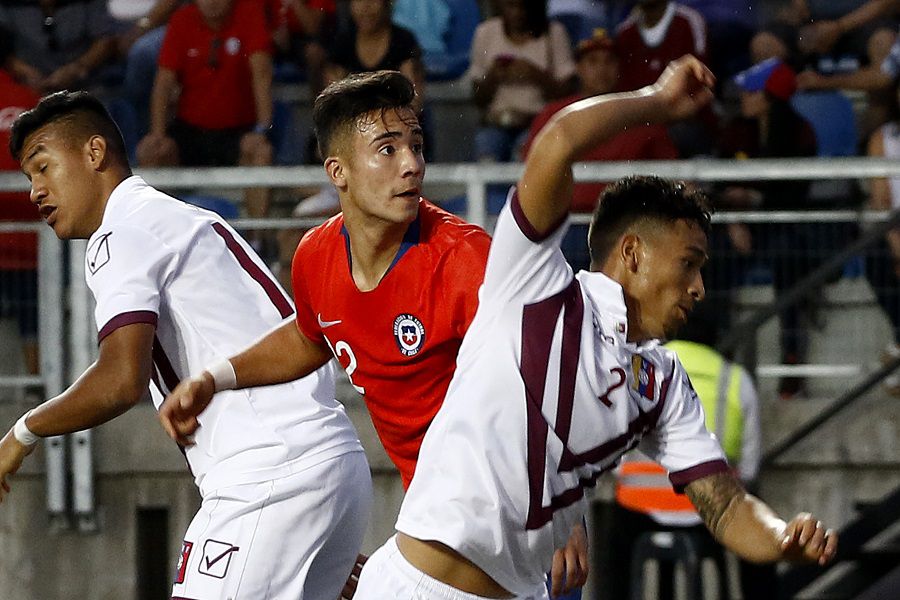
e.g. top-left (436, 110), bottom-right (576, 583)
top-left (499, 0), bottom-right (549, 38)
top-left (588, 175), bottom-right (712, 264)
top-left (9, 90), bottom-right (128, 164)
top-left (312, 70), bottom-right (416, 158)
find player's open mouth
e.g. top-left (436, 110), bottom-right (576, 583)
top-left (395, 189), bottom-right (420, 198)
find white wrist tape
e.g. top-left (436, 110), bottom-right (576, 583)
top-left (13, 410), bottom-right (40, 446)
top-left (206, 359), bottom-right (237, 392)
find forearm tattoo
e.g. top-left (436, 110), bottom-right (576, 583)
top-left (685, 473), bottom-right (744, 540)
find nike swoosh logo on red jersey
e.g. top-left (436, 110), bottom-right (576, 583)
top-left (317, 313), bottom-right (342, 328)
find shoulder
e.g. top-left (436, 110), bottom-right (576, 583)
top-left (474, 17), bottom-right (502, 37)
top-left (295, 213), bottom-right (344, 258)
top-left (418, 200), bottom-right (491, 257)
top-left (547, 20), bottom-right (570, 39)
top-left (673, 3), bottom-right (706, 27)
top-left (615, 13), bottom-right (637, 37)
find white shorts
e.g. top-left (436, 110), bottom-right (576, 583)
top-left (354, 536), bottom-right (548, 600)
top-left (172, 450), bottom-right (372, 600)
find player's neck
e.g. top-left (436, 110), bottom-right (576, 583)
top-left (344, 220), bottom-right (408, 292)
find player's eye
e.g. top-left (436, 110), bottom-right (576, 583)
top-left (412, 142), bottom-right (424, 155)
top-left (379, 145), bottom-right (395, 156)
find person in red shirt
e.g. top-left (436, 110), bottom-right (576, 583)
top-left (522, 30), bottom-right (678, 270)
top-left (0, 31), bottom-right (41, 377)
top-left (136, 0), bottom-right (274, 219)
top-left (159, 70), bottom-right (589, 598)
top-left (615, 0), bottom-right (716, 156)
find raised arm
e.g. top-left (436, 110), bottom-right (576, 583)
top-left (0, 323), bottom-right (155, 502)
top-left (686, 471), bottom-right (838, 565)
top-left (517, 55), bottom-right (714, 236)
top-left (158, 320), bottom-right (331, 445)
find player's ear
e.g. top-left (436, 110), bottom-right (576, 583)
top-left (86, 135), bottom-right (107, 171)
top-left (324, 156), bottom-right (346, 189)
top-left (621, 234), bottom-right (640, 273)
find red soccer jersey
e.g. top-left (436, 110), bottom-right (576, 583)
top-left (158, 0), bottom-right (272, 130)
top-left (615, 3), bottom-right (708, 92)
top-left (291, 199), bottom-right (490, 488)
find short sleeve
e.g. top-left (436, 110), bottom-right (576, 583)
top-left (480, 188), bottom-right (572, 310)
top-left (638, 357), bottom-right (728, 492)
top-left (290, 235), bottom-right (324, 344)
top-left (86, 226), bottom-right (175, 341)
top-left (547, 22), bottom-right (576, 82)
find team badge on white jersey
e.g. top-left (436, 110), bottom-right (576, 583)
top-left (393, 314), bottom-right (425, 356)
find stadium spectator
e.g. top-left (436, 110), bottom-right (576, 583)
top-left (752, 0), bottom-right (897, 71)
top-left (0, 30), bottom-right (41, 380)
top-left (136, 0), bottom-right (274, 221)
top-left (794, 1), bottom-right (899, 138)
top-left (714, 58), bottom-right (819, 400)
top-left (391, 0), bottom-right (481, 81)
top-left (615, 0), bottom-right (715, 156)
top-left (865, 80), bottom-right (900, 395)
top-left (469, 0), bottom-right (576, 162)
top-left (0, 0), bottom-right (118, 93)
top-left (522, 29), bottom-right (678, 270)
top-left (349, 56), bottom-right (837, 600)
top-left (325, 0), bottom-right (425, 106)
top-left (0, 90), bottom-right (370, 599)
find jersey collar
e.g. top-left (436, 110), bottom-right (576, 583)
top-left (339, 211), bottom-right (422, 278)
top-left (101, 175), bottom-right (146, 228)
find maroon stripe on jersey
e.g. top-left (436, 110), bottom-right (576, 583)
top-left (554, 283), bottom-right (583, 446)
top-left (521, 280), bottom-right (583, 530)
top-left (98, 310), bottom-right (158, 342)
top-left (510, 189), bottom-right (568, 243)
top-left (152, 335), bottom-right (180, 394)
top-left (211, 222), bottom-right (293, 319)
top-left (669, 459), bottom-right (730, 493)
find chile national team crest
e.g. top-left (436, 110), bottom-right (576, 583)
top-left (393, 314), bottom-right (426, 356)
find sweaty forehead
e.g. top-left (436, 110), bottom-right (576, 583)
top-left (354, 107), bottom-right (420, 139)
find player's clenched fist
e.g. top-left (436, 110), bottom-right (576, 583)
top-left (0, 430), bottom-right (34, 503)
top-left (649, 55), bottom-right (715, 122)
top-left (158, 372), bottom-right (216, 446)
top-left (780, 513), bottom-right (839, 566)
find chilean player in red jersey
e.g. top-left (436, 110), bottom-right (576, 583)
top-left (159, 70), bottom-right (589, 597)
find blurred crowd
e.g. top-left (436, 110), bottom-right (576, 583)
top-left (4, 0), bottom-right (900, 400)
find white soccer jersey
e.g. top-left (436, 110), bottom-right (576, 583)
top-left (85, 176), bottom-right (362, 494)
top-left (397, 190), bottom-right (728, 596)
